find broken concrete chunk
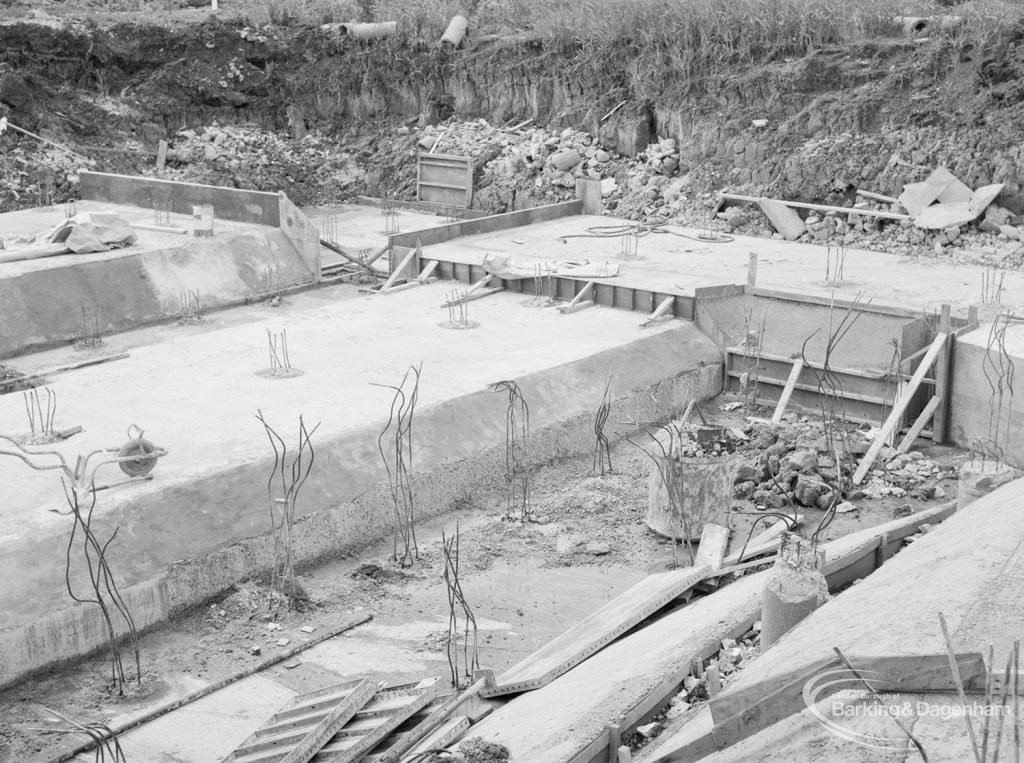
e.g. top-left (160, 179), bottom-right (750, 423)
top-left (899, 177), bottom-right (952, 218)
top-left (637, 722), bottom-right (662, 738)
top-left (969, 183), bottom-right (1005, 217)
top-left (549, 149), bottom-right (582, 172)
top-left (930, 167), bottom-right (973, 204)
top-left (998, 225), bottom-right (1021, 241)
top-left (758, 199), bottom-right (806, 241)
top-left (913, 201), bottom-right (974, 230)
top-left (276, 638), bottom-right (290, 647)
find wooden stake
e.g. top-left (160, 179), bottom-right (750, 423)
top-left (896, 395), bottom-right (941, 452)
top-left (747, 252), bottom-right (758, 287)
top-left (719, 192), bottom-right (911, 221)
top-left (853, 333), bottom-right (947, 484)
top-left (378, 247), bottom-right (418, 293)
top-left (641, 296), bottom-right (674, 327)
top-left (771, 357), bottom-right (803, 424)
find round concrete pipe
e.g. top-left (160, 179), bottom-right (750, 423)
top-left (440, 15), bottom-right (469, 48)
top-left (761, 533), bottom-right (829, 649)
top-left (341, 22), bottom-right (398, 41)
top-left (957, 460), bottom-right (1020, 510)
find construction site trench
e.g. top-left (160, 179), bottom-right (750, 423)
top-left (2, 3), bottom-right (1024, 763)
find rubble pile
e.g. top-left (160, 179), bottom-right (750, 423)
top-left (159, 124), bottom-right (366, 205)
top-left (731, 416), bottom-right (955, 512)
top-left (0, 144), bottom-right (80, 212)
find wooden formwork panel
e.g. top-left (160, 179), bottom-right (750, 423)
top-left (417, 153), bottom-right (473, 208)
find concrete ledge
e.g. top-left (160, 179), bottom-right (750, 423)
top-left (0, 577), bottom-right (169, 691)
top-left (389, 200), bottom-right (584, 248)
top-left (0, 229), bottom-right (316, 358)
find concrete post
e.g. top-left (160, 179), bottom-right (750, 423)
top-left (576, 178), bottom-right (602, 216)
top-left (761, 532), bottom-right (829, 649)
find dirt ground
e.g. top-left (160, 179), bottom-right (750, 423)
top-left (0, 396), bottom-right (964, 763)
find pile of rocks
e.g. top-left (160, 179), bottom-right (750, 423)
top-left (0, 143), bottom-right (80, 212)
top-left (731, 418), bottom-right (953, 511)
top-left (159, 123), bottom-right (365, 205)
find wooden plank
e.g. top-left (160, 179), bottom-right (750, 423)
top-left (934, 304), bottom-right (953, 443)
top-left (567, 280), bottom-right (595, 308)
top-left (694, 524), bottom-right (729, 571)
top-left (403, 715), bottom-right (469, 757)
top-left (558, 299), bottom-right (595, 315)
top-left (1, 353), bottom-right (130, 391)
top-left (897, 395), bottom-right (941, 452)
top-left (378, 247), bottom-right (418, 293)
top-left (224, 678), bottom-right (378, 763)
top-left (482, 565), bottom-right (712, 697)
top-left (641, 296), bottom-right (675, 327)
top-left (313, 678), bottom-right (440, 762)
top-left (417, 260), bottom-right (439, 282)
top-left (856, 189), bottom-right (899, 204)
top-left (695, 523), bottom-right (730, 590)
top-left (442, 285), bottom-right (502, 308)
top-left (853, 332), bottom-right (947, 484)
top-left (771, 357), bottom-right (804, 423)
top-left (721, 192), bottom-right (911, 221)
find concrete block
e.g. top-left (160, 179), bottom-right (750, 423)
top-left (616, 117), bottom-right (652, 158)
top-left (758, 199), bottom-right (806, 241)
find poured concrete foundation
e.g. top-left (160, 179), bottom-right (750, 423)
top-left (0, 282), bottom-right (722, 688)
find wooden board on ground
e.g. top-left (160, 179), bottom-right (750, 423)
top-left (403, 715), bottom-right (469, 758)
top-left (463, 512), bottom-right (964, 763)
top-left (311, 675), bottom-right (440, 757)
top-left (312, 678), bottom-right (440, 762)
top-left (694, 523), bottom-right (729, 589)
top-left (222, 677), bottom-right (379, 763)
top-left (482, 565), bottom-right (711, 697)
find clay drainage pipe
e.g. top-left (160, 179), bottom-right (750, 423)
top-left (341, 21), bottom-right (398, 40)
top-left (46, 611), bottom-right (372, 763)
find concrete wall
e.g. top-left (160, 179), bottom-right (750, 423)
top-left (0, 230), bottom-right (316, 358)
top-left (0, 324), bottom-right (723, 688)
top-left (80, 172), bottom-right (281, 226)
top-left (949, 331), bottom-right (1024, 466)
top-left (696, 291), bottom-right (916, 371)
top-left (389, 200), bottom-right (584, 248)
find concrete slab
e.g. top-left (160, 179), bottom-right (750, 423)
top-left (417, 214), bottom-right (1024, 314)
top-left (0, 202), bottom-right (316, 357)
top-left (303, 204), bottom-right (448, 254)
top-left (0, 281), bottom-right (722, 686)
